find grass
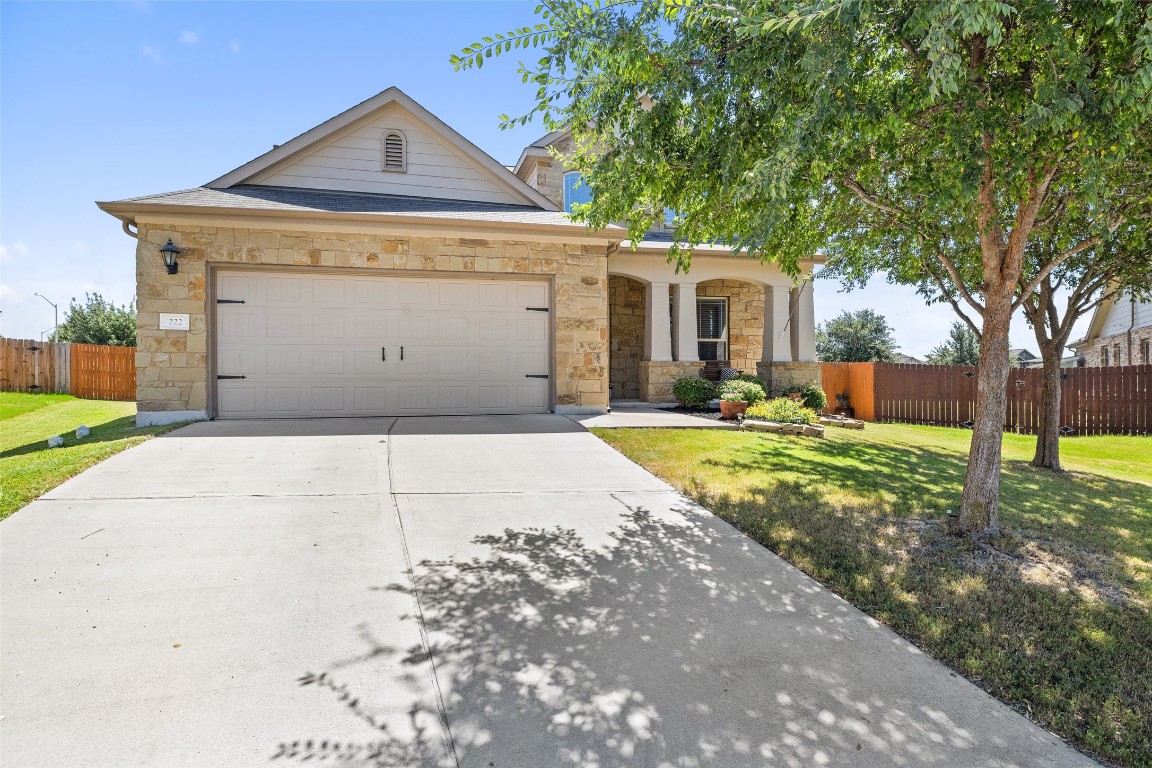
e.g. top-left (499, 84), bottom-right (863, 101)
top-left (594, 422), bottom-right (1152, 768)
top-left (0, 392), bottom-right (75, 420)
top-left (0, 394), bottom-right (184, 520)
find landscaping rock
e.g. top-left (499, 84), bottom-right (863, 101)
top-left (75, 426), bottom-right (90, 438)
top-left (742, 420), bottom-right (784, 433)
top-left (803, 424), bottom-right (825, 438)
top-left (819, 416), bottom-right (865, 430)
top-left (47, 436), bottom-right (64, 449)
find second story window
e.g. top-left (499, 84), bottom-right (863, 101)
top-left (563, 172), bottom-right (592, 213)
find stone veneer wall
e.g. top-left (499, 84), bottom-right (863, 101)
top-left (608, 275), bottom-right (646, 399)
top-left (639, 361), bottom-right (702, 403)
top-left (135, 224), bottom-right (610, 416)
top-left (1076, 328), bottom-right (1152, 367)
top-left (697, 279), bottom-right (764, 372)
top-left (757, 361), bottom-right (823, 396)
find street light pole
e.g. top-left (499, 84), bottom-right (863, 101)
top-left (33, 293), bottom-right (58, 342)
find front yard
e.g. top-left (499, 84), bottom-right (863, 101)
top-left (0, 393), bottom-right (182, 520)
top-left (594, 423), bottom-right (1152, 768)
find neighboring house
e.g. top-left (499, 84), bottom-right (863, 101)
top-left (1068, 290), bottom-right (1152, 368)
top-left (895, 354), bottom-right (924, 365)
top-left (1009, 348), bottom-right (1042, 368)
top-left (98, 88), bottom-right (819, 425)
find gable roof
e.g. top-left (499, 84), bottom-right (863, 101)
top-left (207, 87), bottom-right (558, 211)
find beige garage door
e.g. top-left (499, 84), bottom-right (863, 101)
top-left (213, 270), bottom-right (551, 418)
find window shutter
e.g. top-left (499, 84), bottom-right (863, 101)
top-left (383, 131), bottom-right (405, 172)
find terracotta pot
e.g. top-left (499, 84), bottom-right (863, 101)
top-left (720, 400), bottom-right (748, 419)
top-left (786, 392), bottom-right (803, 402)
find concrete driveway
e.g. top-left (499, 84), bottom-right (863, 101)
top-left (1, 415), bottom-right (1094, 767)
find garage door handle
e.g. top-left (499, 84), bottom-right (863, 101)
top-left (525, 374), bottom-right (549, 379)
top-left (217, 374), bottom-right (246, 380)
top-left (381, 346), bottom-right (386, 362)
top-left (400, 346), bottom-right (404, 361)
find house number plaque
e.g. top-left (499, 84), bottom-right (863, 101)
top-left (159, 313), bottom-right (190, 331)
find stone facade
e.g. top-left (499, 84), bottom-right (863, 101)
top-left (638, 361), bottom-right (702, 403)
top-left (608, 275), bottom-right (646, 399)
top-left (696, 279), bottom-right (764, 372)
top-left (135, 223), bottom-right (610, 417)
top-left (1076, 328), bottom-right (1152, 367)
top-left (757, 361), bottom-right (823, 396)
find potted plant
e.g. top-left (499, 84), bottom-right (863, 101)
top-left (783, 385), bottom-right (803, 402)
top-left (797, 382), bottom-right (828, 413)
top-left (718, 379), bottom-right (766, 419)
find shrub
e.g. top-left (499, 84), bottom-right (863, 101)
top-left (730, 373), bottom-right (767, 390)
top-left (798, 382), bottom-right (828, 412)
top-left (746, 397), bottom-right (820, 424)
top-left (719, 379), bottom-right (767, 404)
top-left (672, 376), bottom-right (717, 408)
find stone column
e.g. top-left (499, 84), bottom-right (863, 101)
top-left (671, 282), bottom-right (699, 362)
top-left (762, 284), bottom-right (793, 363)
top-left (644, 282), bottom-right (672, 361)
top-left (795, 280), bottom-right (817, 362)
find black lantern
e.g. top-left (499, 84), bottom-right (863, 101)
top-left (159, 239), bottom-right (181, 275)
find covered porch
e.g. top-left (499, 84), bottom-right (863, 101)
top-left (607, 249), bottom-right (821, 403)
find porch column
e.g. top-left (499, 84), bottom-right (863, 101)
top-left (644, 281), bottom-right (672, 361)
top-left (762, 284), bottom-right (793, 363)
top-left (671, 282), bottom-right (699, 362)
top-left (795, 280), bottom-right (817, 361)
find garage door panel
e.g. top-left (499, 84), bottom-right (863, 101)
top-left (215, 271), bottom-right (551, 418)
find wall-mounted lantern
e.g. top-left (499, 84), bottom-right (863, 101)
top-left (159, 239), bottom-right (181, 275)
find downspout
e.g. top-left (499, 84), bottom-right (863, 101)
top-left (1128, 293), bottom-right (1136, 365)
top-left (122, 220), bottom-right (139, 239)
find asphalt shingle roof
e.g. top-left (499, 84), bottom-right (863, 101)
top-left (112, 185), bottom-right (594, 228)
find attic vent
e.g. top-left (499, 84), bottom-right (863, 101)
top-left (382, 130), bottom-right (406, 172)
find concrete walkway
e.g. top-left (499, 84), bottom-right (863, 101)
top-left (568, 402), bottom-right (736, 429)
top-left (0, 416), bottom-right (1094, 767)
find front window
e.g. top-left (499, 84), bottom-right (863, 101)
top-left (697, 298), bottom-right (728, 361)
top-left (563, 172), bottom-right (592, 213)
top-left (1102, 347), bottom-right (1110, 366)
top-left (1114, 344), bottom-right (1122, 366)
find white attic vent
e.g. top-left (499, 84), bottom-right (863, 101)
top-left (382, 130), bottom-right (406, 172)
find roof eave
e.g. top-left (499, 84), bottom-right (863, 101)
top-left (96, 200), bottom-right (625, 244)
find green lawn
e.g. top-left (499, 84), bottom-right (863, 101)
top-left (0, 394), bottom-right (184, 520)
top-left (594, 423), bottom-right (1152, 768)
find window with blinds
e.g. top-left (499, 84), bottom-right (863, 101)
top-left (382, 130), bottom-right (406, 172)
top-left (697, 298), bottom-right (728, 361)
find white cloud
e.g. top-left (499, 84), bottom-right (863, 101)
top-left (180, 29), bottom-right (200, 46)
top-left (141, 44), bottom-right (163, 64)
top-left (229, 39), bottom-right (242, 53)
top-left (0, 283), bottom-right (22, 305)
top-left (0, 242), bottom-right (29, 263)
top-left (71, 241), bottom-right (89, 258)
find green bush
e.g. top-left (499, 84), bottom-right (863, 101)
top-left (746, 397), bottom-right (820, 424)
top-left (672, 376), bottom-right (717, 407)
top-left (719, 379), bottom-right (766, 404)
top-left (728, 373), bottom-right (767, 390)
top-left (798, 382), bottom-right (828, 412)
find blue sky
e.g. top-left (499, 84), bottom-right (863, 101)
top-left (0, 0), bottom-right (1067, 355)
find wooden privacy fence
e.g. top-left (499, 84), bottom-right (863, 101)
top-left (822, 362), bottom-right (1152, 436)
top-left (1, 338), bottom-right (135, 401)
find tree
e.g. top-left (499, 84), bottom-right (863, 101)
top-left (1017, 188), bottom-right (1152, 469)
top-left (925, 322), bottom-right (981, 366)
top-left (455, 0), bottom-right (1152, 535)
top-left (815, 309), bottom-right (898, 362)
top-left (54, 293), bottom-right (136, 346)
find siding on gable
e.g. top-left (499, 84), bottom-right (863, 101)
top-left (250, 103), bottom-right (523, 205)
top-left (1099, 291), bottom-right (1152, 337)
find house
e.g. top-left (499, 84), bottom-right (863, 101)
top-left (98, 88), bottom-right (819, 425)
top-left (1068, 290), bottom-right (1152, 367)
top-left (895, 353), bottom-right (924, 365)
top-left (1009, 348), bottom-right (1042, 368)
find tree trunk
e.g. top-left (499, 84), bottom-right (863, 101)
top-left (958, 285), bottom-right (1013, 536)
top-left (1031, 342), bottom-right (1064, 470)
